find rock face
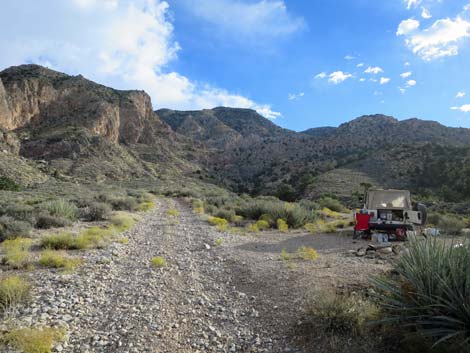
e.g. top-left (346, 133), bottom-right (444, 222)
top-left (0, 65), bottom-right (173, 145)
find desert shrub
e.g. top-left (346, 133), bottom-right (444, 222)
top-left (40, 233), bottom-right (75, 250)
top-left (166, 208), bottom-right (180, 217)
top-left (136, 201), bottom-right (155, 212)
top-left (246, 223), bottom-right (259, 233)
top-left (215, 208), bottom-right (235, 222)
top-left (118, 237), bottom-right (129, 244)
top-left (309, 291), bottom-right (379, 336)
top-left (255, 220), bottom-right (270, 230)
top-left (319, 207), bottom-right (342, 219)
top-left (151, 256), bottom-right (166, 267)
top-left (39, 250), bottom-right (81, 270)
top-left (232, 215), bottom-right (244, 226)
top-left (259, 213), bottom-right (274, 224)
top-left (214, 237), bottom-right (223, 246)
top-left (1, 238), bottom-right (32, 269)
top-left (80, 202), bottom-right (111, 221)
top-left (2, 204), bottom-right (36, 224)
top-left (371, 239), bottom-right (470, 349)
top-left (35, 214), bottom-right (72, 229)
top-left (110, 197), bottom-right (138, 211)
top-left (191, 199), bottom-right (204, 214)
top-left (40, 199), bottom-right (78, 221)
top-left (334, 219), bottom-right (349, 229)
top-left (110, 213), bottom-right (136, 232)
top-left (0, 176), bottom-right (20, 191)
top-left (0, 216), bottom-right (32, 240)
top-left (299, 199), bottom-right (320, 212)
top-left (208, 216), bottom-right (228, 231)
top-left (437, 214), bottom-right (465, 235)
top-left (0, 327), bottom-right (66, 353)
top-left (277, 218), bottom-right (288, 232)
top-left (317, 197), bottom-right (346, 213)
top-left (0, 276), bottom-right (30, 313)
top-left (297, 246), bottom-right (318, 261)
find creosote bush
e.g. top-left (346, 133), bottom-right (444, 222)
top-left (39, 250), bottom-right (81, 271)
top-left (0, 216), bottom-right (32, 241)
top-left (35, 214), bottom-right (72, 229)
top-left (1, 238), bottom-right (33, 269)
top-left (0, 327), bottom-right (66, 353)
top-left (151, 256), bottom-right (166, 268)
top-left (371, 239), bottom-right (470, 349)
top-left (80, 202), bottom-right (111, 221)
top-left (0, 176), bottom-right (20, 191)
top-left (208, 216), bottom-right (229, 231)
top-left (110, 213), bottom-right (136, 232)
top-left (255, 219), bottom-right (270, 230)
top-left (277, 218), bottom-right (288, 232)
top-left (317, 197), bottom-right (346, 213)
top-left (0, 276), bottom-right (30, 313)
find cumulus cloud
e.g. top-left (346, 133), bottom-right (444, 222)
top-left (421, 7), bottom-right (432, 19)
top-left (288, 92), bottom-right (304, 101)
top-left (399, 87), bottom-right (406, 94)
top-left (359, 78), bottom-right (366, 82)
top-left (314, 72), bottom-right (327, 79)
top-left (397, 18), bottom-right (420, 35)
top-left (400, 71), bottom-right (412, 78)
top-left (356, 63), bottom-right (364, 67)
top-left (344, 54), bottom-right (355, 60)
top-left (456, 91), bottom-right (466, 98)
top-left (407, 79), bottom-right (417, 86)
top-left (451, 104), bottom-right (470, 112)
top-left (398, 15), bottom-right (470, 61)
top-left (328, 71), bottom-right (353, 84)
top-left (380, 77), bottom-right (391, 84)
top-left (179, 0), bottom-right (305, 40)
top-left (0, 0), bottom-right (280, 118)
top-left (364, 66), bottom-right (384, 74)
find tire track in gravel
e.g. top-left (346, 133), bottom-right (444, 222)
top-left (14, 198), bottom-right (303, 353)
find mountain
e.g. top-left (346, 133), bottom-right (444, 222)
top-left (1, 64), bottom-right (470, 204)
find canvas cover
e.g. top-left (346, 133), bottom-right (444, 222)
top-left (365, 190), bottom-right (411, 209)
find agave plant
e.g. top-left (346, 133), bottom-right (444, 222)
top-left (371, 238), bottom-right (470, 349)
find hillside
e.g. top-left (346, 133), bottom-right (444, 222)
top-left (1, 64), bottom-right (470, 204)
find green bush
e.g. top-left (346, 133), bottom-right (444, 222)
top-left (40, 232), bottom-right (75, 250)
top-left (80, 202), bottom-right (111, 221)
top-left (0, 216), bottom-right (32, 241)
top-left (0, 276), bottom-right (30, 313)
top-left (40, 199), bottom-right (78, 221)
top-left (1, 238), bottom-right (32, 269)
top-left (255, 220), bottom-right (270, 230)
top-left (110, 197), bottom-right (138, 211)
top-left (0, 327), bottom-right (66, 353)
top-left (151, 256), bottom-right (166, 268)
top-left (1, 204), bottom-right (36, 224)
top-left (215, 208), bottom-right (235, 222)
top-left (208, 216), bottom-right (229, 231)
top-left (371, 239), bottom-right (470, 349)
top-left (317, 197), bottom-right (346, 213)
top-left (277, 218), bottom-right (288, 232)
top-left (39, 250), bottom-right (81, 270)
top-left (0, 176), bottom-right (20, 191)
top-left (36, 214), bottom-right (72, 229)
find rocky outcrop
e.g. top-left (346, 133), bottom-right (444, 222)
top-left (0, 65), bottom-right (173, 145)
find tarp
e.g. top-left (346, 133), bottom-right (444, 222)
top-left (365, 189), bottom-right (411, 209)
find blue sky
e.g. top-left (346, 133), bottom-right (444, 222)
top-left (1, 0), bottom-right (470, 131)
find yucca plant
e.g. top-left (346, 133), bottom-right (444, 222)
top-left (371, 238), bottom-right (470, 349)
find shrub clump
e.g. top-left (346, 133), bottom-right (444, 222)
top-left (80, 202), bottom-right (111, 221)
top-left (317, 197), bottom-right (346, 213)
top-left (0, 176), bottom-right (20, 191)
top-left (255, 220), bottom-right (270, 230)
top-left (208, 216), bottom-right (229, 231)
top-left (110, 197), bottom-right (138, 211)
top-left (2, 204), bottom-right (35, 224)
top-left (166, 208), bottom-right (180, 217)
top-left (1, 238), bottom-right (33, 269)
top-left (0, 327), bottom-right (66, 353)
top-left (297, 246), bottom-right (318, 261)
top-left (0, 276), bottom-right (30, 313)
top-left (372, 239), bottom-right (470, 349)
top-left (35, 214), bottom-right (72, 229)
top-left (151, 256), bottom-right (166, 268)
top-left (277, 218), bottom-right (288, 233)
top-left (136, 201), bottom-right (155, 212)
top-left (0, 216), bottom-right (32, 241)
top-left (39, 250), bottom-right (81, 271)
top-left (110, 213), bottom-right (136, 232)
top-left (40, 233), bottom-right (75, 250)
top-left (40, 199), bottom-right (78, 221)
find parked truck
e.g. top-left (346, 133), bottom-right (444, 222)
top-left (354, 189), bottom-right (427, 240)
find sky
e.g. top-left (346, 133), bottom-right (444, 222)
top-left (0, 0), bottom-right (470, 131)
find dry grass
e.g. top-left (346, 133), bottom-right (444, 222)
top-left (150, 256), bottom-right (166, 268)
top-left (0, 327), bottom-right (66, 353)
top-left (0, 276), bottom-right (30, 314)
top-left (38, 250), bottom-right (82, 271)
top-left (1, 238), bottom-right (33, 269)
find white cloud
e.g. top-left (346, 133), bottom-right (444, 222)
top-left (356, 63), bottom-right (364, 67)
top-left (397, 18), bottom-right (420, 35)
top-left (359, 78), bottom-right (366, 82)
top-left (0, 0), bottom-right (280, 119)
top-left (400, 71), bottom-right (412, 78)
top-left (344, 54), bottom-right (355, 60)
top-left (370, 78), bottom-right (378, 83)
top-left (404, 61), bottom-right (411, 66)
top-left (380, 77), bottom-right (391, 84)
top-left (315, 72), bottom-right (327, 79)
top-left (464, 4), bottom-right (470, 12)
top-left (407, 79), bottom-right (417, 86)
top-left (328, 71), bottom-right (353, 84)
top-left (179, 0), bottom-right (305, 40)
top-left (399, 87), bottom-right (406, 94)
top-left (288, 92), bottom-right (304, 101)
top-left (404, 0), bottom-right (422, 10)
top-left (421, 7), bottom-right (432, 19)
top-left (456, 91), bottom-right (466, 98)
top-left (364, 66), bottom-right (384, 74)
top-left (399, 16), bottom-right (470, 61)
top-left (451, 104), bottom-right (470, 112)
